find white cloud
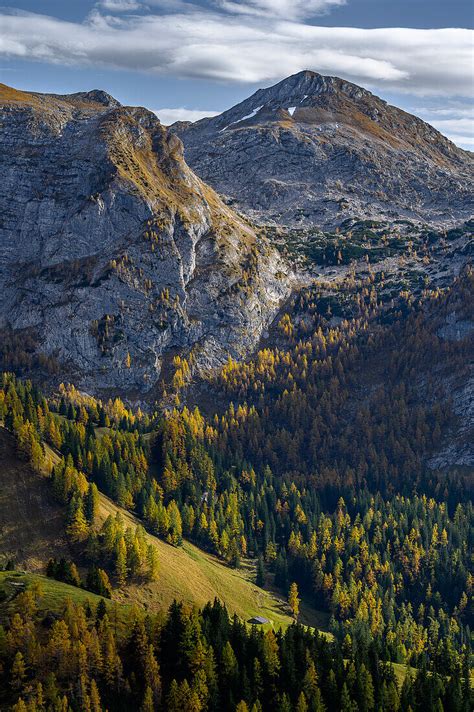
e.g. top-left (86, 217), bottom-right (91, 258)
top-left (99, 0), bottom-right (141, 10)
top-left (444, 134), bottom-right (474, 149)
top-left (415, 107), bottom-right (474, 120)
top-left (428, 117), bottom-right (473, 135)
top-left (100, 0), bottom-right (198, 9)
top-left (216, 0), bottom-right (347, 21)
top-left (432, 120), bottom-right (474, 151)
top-left (413, 102), bottom-right (474, 150)
top-left (154, 107), bottom-right (220, 124)
top-left (0, 6), bottom-right (471, 99)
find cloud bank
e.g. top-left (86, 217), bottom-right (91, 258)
top-left (154, 107), bottom-right (220, 124)
top-left (0, 6), bottom-right (471, 97)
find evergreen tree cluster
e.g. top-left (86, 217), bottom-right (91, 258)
top-left (2, 588), bottom-right (472, 712)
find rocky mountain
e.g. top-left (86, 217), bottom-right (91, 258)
top-left (0, 83), bottom-right (292, 397)
top-left (173, 70), bottom-right (474, 228)
top-left (0, 78), bottom-right (472, 407)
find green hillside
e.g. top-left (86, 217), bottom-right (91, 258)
top-left (0, 427), bottom-right (328, 633)
top-left (0, 570), bottom-right (108, 620)
top-left (98, 491), bottom-right (328, 630)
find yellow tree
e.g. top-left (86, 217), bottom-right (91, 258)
top-left (288, 582), bottom-right (300, 620)
top-left (67, 503), bottom-right (89, 543)
top-left (296, 692), bottom-right (308, 712)
top-left (115, 536), bottom-right (128, 586)
top-left (141, 686), bottom-right (154, 712)
top-left (90, 680), bottom-right (102, 712)
top-left (11, 651), bottom-right (26, 691)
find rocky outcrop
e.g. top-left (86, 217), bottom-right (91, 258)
top-left (429, 310), bottom-right (474, 470)
top-left (0, 84), bottom-right (293, 396)
top-left (174, 71), bottom-right (474, 229)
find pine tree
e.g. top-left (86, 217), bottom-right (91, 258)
top-left (34, 681), bottom-right (45, 710)
top-left (167, 501), bottom-right (183, 546)
top-left (262, 630), bottom-right (280, 677)
top-left (144, 643), bottom-right (162, 705)
top-left (277, 693), bottom-right (292, 712)
top-left (90, 679), bottom-right (102, 712)
top-left (296, 692), bottom-right (308, 712)
top-left (67, 499), bottom-right (89, 542)
top-left (86, 566), bottom-right (112, 598)
top-left (30, 439), bottom-right (44, 473)
top-left (222, 641), bottom-right (239, 684)
top-left (188, 690), bottom-right (203, 712)
top-left (96, 598), bottom-right (107, 620)
top-left (85, 483), bottom-right (99, 525)
top-left (340, 683), bottom-right (357, 712)
top-left (357, 663), bottom-right (374, 712)
top-left (166, 680), bottom-right (181, 712)
top-left (303, 659), bottom-right (325, 711)
top-left (69, 562), bottom-right (81, 587)
top-left (236, 702), bottom-right (249, 712)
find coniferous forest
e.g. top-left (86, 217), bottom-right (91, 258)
top-left (0, 266), bottom-right (472, 711)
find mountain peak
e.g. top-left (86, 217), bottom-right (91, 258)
top-left (260, 69), bottom-right (370, 96)
top-left (193, 70), bottom-right (379, 133)
top-left (0, 82), bottom-right (291, 394)
top-left (59, 89), bottom-right (121, 108)
top-left (0, 83), bottom-right (122, 115)
top-left (174, 72), bottom-right (473, 229)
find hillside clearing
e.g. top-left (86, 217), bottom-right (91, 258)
top-left (98, 493), bottom-right (329, 632)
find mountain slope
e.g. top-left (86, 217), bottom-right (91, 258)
top-left (0, 428), bottom-right (71, 571)
top-left (174, 70), bottom-right (474, 228)
top-left (0, 83), bottom-right (292, 397)
top-left (0, 426), bottom-right (323, 629)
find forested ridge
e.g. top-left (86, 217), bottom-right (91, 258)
top-left (0, 268), bottom-right (472, 711)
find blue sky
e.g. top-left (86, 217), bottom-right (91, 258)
top-left (0, 1), bottom-right (472, 148)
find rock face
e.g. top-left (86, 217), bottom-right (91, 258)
top-left (0, 83), bottom-right (292, 396)
top-left (174, 71), bottom-right (474, 228)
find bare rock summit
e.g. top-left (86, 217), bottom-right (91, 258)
top-left (173, 70), bottom-right (473, 228)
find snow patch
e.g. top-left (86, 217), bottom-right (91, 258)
top-left (288, 106), bottom-right (297, 116)
top-left (220, 105), bottom-right (263, 132)
top-left (237, 105), bottom-right (263, 123)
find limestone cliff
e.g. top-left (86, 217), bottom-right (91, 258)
top-left (0, 84), bottom-right (292, 396)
